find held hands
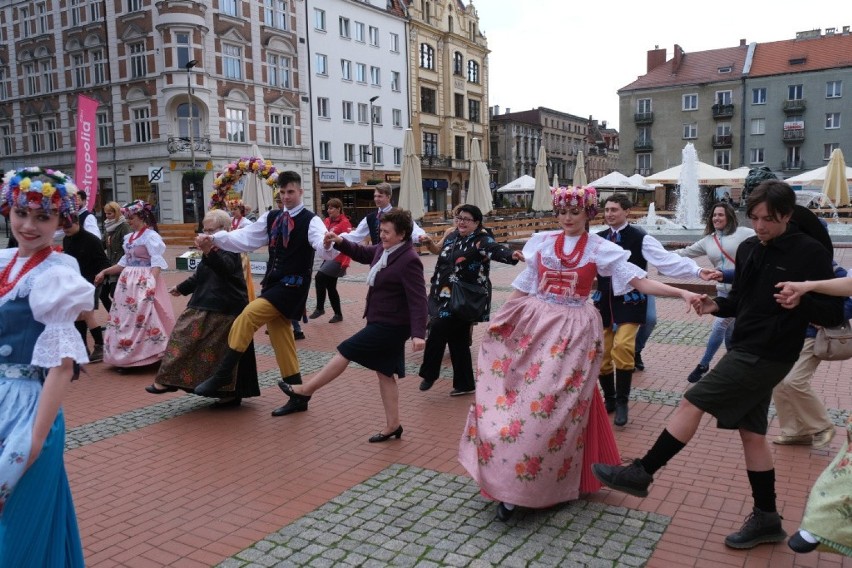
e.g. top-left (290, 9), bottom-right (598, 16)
top-left (699, 268), bottom-right (723, 282)
top-left (194, 234), bottom-right (213, 250)
top-left (94, 270), bottom-right (106, 285)
top-left (689, 293), bottom-right (719, 315)
top-left (168, 286), bottom-right (181, 297)
top-left (324, 231), bottom-right (343, 248)
top-left (512, 250), bottom-right (525, 262)
top-left (775, 281), bottom-right (807, 310)
top-left (411, 337), bottom-right (425, 352)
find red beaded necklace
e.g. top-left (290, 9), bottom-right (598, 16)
top-left (128, 226), bottom-right (148, 244)
top-left (231, 217), bottom-right (240, 230)
top-left (0, 246), bottom-right (53, 298)
top-left (554, 231), bottom-right (588, 269)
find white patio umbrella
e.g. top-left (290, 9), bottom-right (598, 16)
top-left (588, 171), bottom-right (636, 189)
top-left (241, 143), bottom-right (275, 215)
top-left (398, 129), bottom-right (425, 219)
top-left (785, 162), bottom-right (852, 186)
top-left (531, 145), bottom-right (552, 212)
top-left (465, 138), bottom-right (493, 214)
top-left (552, 173), bottom-right (559, 187)
top-left (645, 161), bottom-right (739, 185)
top-left (821, 148), bottom-right (850, 206)
top-left (573, 151), bottom-right (587, 187)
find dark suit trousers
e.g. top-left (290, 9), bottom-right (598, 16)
top-left (418, 316), bottom-right (474, 391)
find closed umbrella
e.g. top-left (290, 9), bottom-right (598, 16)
top-left (242, 143), bottom-right (275, 216)
top-left (573, 150), bottom-right (587, 187)
top-left (398, 129), bottom-right (425, 219)
top-left (531, 145), bottom-right (552, 212)
top-left (465, 138), bottom-right (493, 214)
top-left (822, 148), bottom-right (850, 206)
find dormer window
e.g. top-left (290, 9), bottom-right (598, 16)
top-left (789, 57), bottom-right (807, 65)
top-left (718, 66), bottom-right (732, 73)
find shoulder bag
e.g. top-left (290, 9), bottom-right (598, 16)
top-left (448, 237), bottom-right (488, 322)
top-left (813, 320), bottom-right (852, 361)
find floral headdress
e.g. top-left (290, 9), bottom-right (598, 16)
top-left (551, 185), bottom-right (599, 218)
top-left (121, 199), bottom-right (152, 218)
top-left (1, 167), bottom-right (78, 222)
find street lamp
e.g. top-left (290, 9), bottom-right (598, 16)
top-left (185, 59), bottom-right (198, 227)
top-left (369, 95), bottom-right (379, 177)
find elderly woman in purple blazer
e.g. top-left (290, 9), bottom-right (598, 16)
top-left (278, 208), bottom-right (428, 442)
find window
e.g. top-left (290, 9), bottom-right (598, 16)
top-left (421, 87), bottom-right (436, 114)
top-left (45, 118), bottom-right (57, 152)
top-left (319, 141), bottom-right (331, 161)
top-left (223, 44), bottom-right (242, 79)
top-left (177, 102), bottom-right (199, 138)
top-left (73, 54), bottom-right (87, 89)
top-left (392, 108), bottom-right (401, 128)
top-left (454, 93), bottom-right (464, 118)
top-left (355, 63), bottom-right (366, 83)
top-left (391, 71), bottom-right (400, 92)
top-left (454, 136), bottom-right (465, 160)
top-left (314, 8), bottom-right (325, 31)
top-left (341, 59), bottom-right (351, 81)
top-left (20, 6), bottom-right (32, 38)
top-left (824, 143), bottom-right (840, 160)
top-left (715, 149), bottom-right (731, 169)
top-left (24, 63), bottom-right (38, 96)
top-left (28, 121), bottom-right (42, 153)
top-left (315, 53), bottom-right (327, 76)
top-left (637, 126), bottom-right (651, 143)
top-left (468, 99), bottom-right (481, 123)
top-left (176, 32), bottom-right (191, 68)
top-left (374, 147), bottom-right (383, 165)
top-left (90, 1), bottom-right (102, 20)
top-left (636, 153), bottom-right (651, 174)
top-left (96, 112), bottom-right (111, 147)
top-left (270, 114), bottom-right (293, 146)
top-left (682, 123), bottom-right (697, 139)
top-left (1, 125), bottom-right (14, 156)
top-left (637, 98), bottom-right (652, 113)
top-left (786, 146), bottom-right (801, 168)
top-left (369, 26), bottom-right (379, 47)
top-left (389, 32), bottom-right (399, 52)
top-left (342, 101), bottom-right (353, 122)
top-left (467, 60), bottom-right (479, 83)
top-left (715, 90), bottom-right (732, 105)
top-left (71, 0), bottom-right (85, 25)
top-left (267, 54), bottom-right (291, 88)
top-left (0, 68), bottom-right (8, 101)
top-left (93, 50), bottom-right (106, 84)
top-left (716, 122), bottom-right (731, 136)
top-left (370, 66), bottom-right (380, 86)
top-left (226, 108), bottom-right (246, 142)
top-left (221, 0), bottom-right (238, 17)
top-left (359, 144), bottom-right (370, 164)
top-left (826, 80), bottom-right (843, 98)
top-left (344, 143), bottom-right (354, 163)
top-left (788, 84), bottom-right (803, 100)
top-left (132, 107), bottom-right (151, 143)
top-left (453, 52), bottom-right (463, 75)
top-left (354, 22), bottom-right (365, 42)
top-left (393, 147), bottom-right (402, 166)
top-left (423, 132), bottom-right (437, 156)
top-left (826, 112), bottom-right (841, 129)
top-left (750, 118), bottom-right (765, 135)
top-left (372, 106), bottom-right (381, 125)
top-left (750, 148), bottom-right (765, 164)
top-left (339, 17), bottom-right (350, 38)
top-left (317, 97), bottom-right (329, 119)
top-left (40, 60), bottom-right (53, 93)
top-left (682, 94), bottom-right (697, 111)
top-left (357, 103), bottom-right (368, 123)
top-left (420, 43), bottom-right (434, 69)
top-left (752, 87), bottom-right (767, 104)
top-left (264, 0), bottom-right (287, 30)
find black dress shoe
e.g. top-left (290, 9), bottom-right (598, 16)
top-left (495, 502), bottom-right (514, 522)
top-left (293, 331), bottom-right (306, 340)
top-left (634, 352), bottom-right (645, 371)
top-left (212, 397), bottom-right (242, 409)
top-left (308, 309), bottom-right (325, 319)
top-left (272, 382), bottom-right (310, 416)
top-left (788, 531), bottom-right (819, 553)
top-left (368, 425), bottom-right (403, 443)
top-left (419, 378), bottom-right (436, 391)
top-left (278, 381), bottom-right (312, 402)
top-left (145, 384), bottom-right (178, 394)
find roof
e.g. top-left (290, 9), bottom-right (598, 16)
top-left (490, 112), bottom-right (541, 128)
top-left (748, 32), bottom-right (852, 77)
top-left (619, 45), bottom-right (749, 92)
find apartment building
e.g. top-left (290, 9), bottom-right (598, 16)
top-left (0, 0), bottom-right (313, 224)
top-left (488, 108), bottom-right (542, 186)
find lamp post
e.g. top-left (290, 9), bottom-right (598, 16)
top-left (185, 59), bottom-right (198, 227)
top-left (369, 95), bottom-right (379, 177)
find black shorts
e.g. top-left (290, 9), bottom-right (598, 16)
top-left (684, 349), bottom-right (794, 434)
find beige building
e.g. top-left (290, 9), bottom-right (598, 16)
top-left (405, 0), bottom-right (488, 212)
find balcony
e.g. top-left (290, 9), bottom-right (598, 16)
top-left (780, 159), bottom-right (805, 171)
top-left (711, 104), bottom-right (735, 119)
top-left (783, 99), bottom-right (806, 113)
top-left (167, 136), bottom-right (212, 155)
top-left (634, 112), bottom-right (654, 124)
top-left (782, 128), bottom-right (805, 143)
top-left (712, 134), bottom-right (733, 148)
top-left (633, 139), bottom-right (653, 151)
top-left (420, 153), bottom-right (452, 168)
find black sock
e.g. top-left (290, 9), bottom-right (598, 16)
top-left (747, 469), bottom-right (777, 513)
top-left (639, 429), bottom-right (687, 475)
top-left (90, 326), bottom-right (104, 346)
top-left (74, 320), bottom-right (88, 346)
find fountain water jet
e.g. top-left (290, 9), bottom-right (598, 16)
top-left (675, 143), bottom-right (704, 229)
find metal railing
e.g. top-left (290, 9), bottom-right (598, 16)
top-left (167, 136), bottom-right (212, 154)
top-left (634, 112), bottom-right (654, 124)
top-left (782, 129), bottom-right (805, 142)
top-left (711, 104), bottom-right (735, 119)
top-left (712, 134), bottom-right (733, 148)
top-left (780, 159), bottom-right (805, 171)
top-left (783, 99), bottom-right (807, 112)
top-left (633, 139), bottom-right (653, 151)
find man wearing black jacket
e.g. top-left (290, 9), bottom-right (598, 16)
top-left (592, 180), bottom-right (843, 550)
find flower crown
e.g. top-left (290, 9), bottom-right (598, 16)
top-left (551, 185), bottom-right (598, 218)
top-left (121, 199), bottom-right (152, 218)
top-left (1, 167), bottom-right (78, 221)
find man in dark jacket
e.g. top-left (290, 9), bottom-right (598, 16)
top-left (63, 215), bottom-right (111, 361)
top-left (592, 180), bottom-right (843, 550)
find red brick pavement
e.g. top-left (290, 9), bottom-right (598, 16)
top-left (65, 245), bottom-right (851, 567)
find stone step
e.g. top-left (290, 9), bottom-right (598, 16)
top-left (158, 223), bottom-right (198, 247)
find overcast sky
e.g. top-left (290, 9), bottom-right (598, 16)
top-left (477, 0), bottom-right (845, 130)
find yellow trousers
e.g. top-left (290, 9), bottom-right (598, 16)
top-left (228, 297), bottom-right (299, 378)
top-left (600, 323), bottom-right (639, 375)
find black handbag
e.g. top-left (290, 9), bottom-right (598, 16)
top-left (318, 259), bottom-right (346, 278)
top-left (450, 278), bottom-right (488, 322)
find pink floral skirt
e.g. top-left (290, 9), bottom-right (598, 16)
top-left (104, 266), bottom-right (176, 368)
top-left (458, 295), bottom-right (620, 508)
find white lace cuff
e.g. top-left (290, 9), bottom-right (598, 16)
top-left (610, 262), bottom-right (646, 296)
top-left (31, 324), bottom-right (90, 368)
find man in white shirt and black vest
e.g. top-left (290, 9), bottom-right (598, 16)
top-left (595, 194), bottom-right (717, 426)
top-left (343, 182), bottom-right (425, 245)
top-left (193, 171), bottom-right (333, 416)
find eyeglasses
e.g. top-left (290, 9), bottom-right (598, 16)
top-left (455, 216), bottom-right (475, 223)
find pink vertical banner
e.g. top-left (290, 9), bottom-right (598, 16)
top-left (75, 94), bottom-right (99, 210)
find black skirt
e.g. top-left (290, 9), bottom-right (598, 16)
top-left (338, 322), bottom-right (409, 378)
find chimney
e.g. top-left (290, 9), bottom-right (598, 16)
top-left (494, 104), bottom-right (500, 116)
top-left (739, 38), bottom-right (746, 46)
top-left (844, 25), bottom-right (850, 34)
top-left (646, 45), bottom-right (666, 72)
top-left (505, 107), bottom-right (511, 114)
top-left (671, 44), bottom-right (684, 73)
top-left (601, 120), bottom-right (607, 129)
